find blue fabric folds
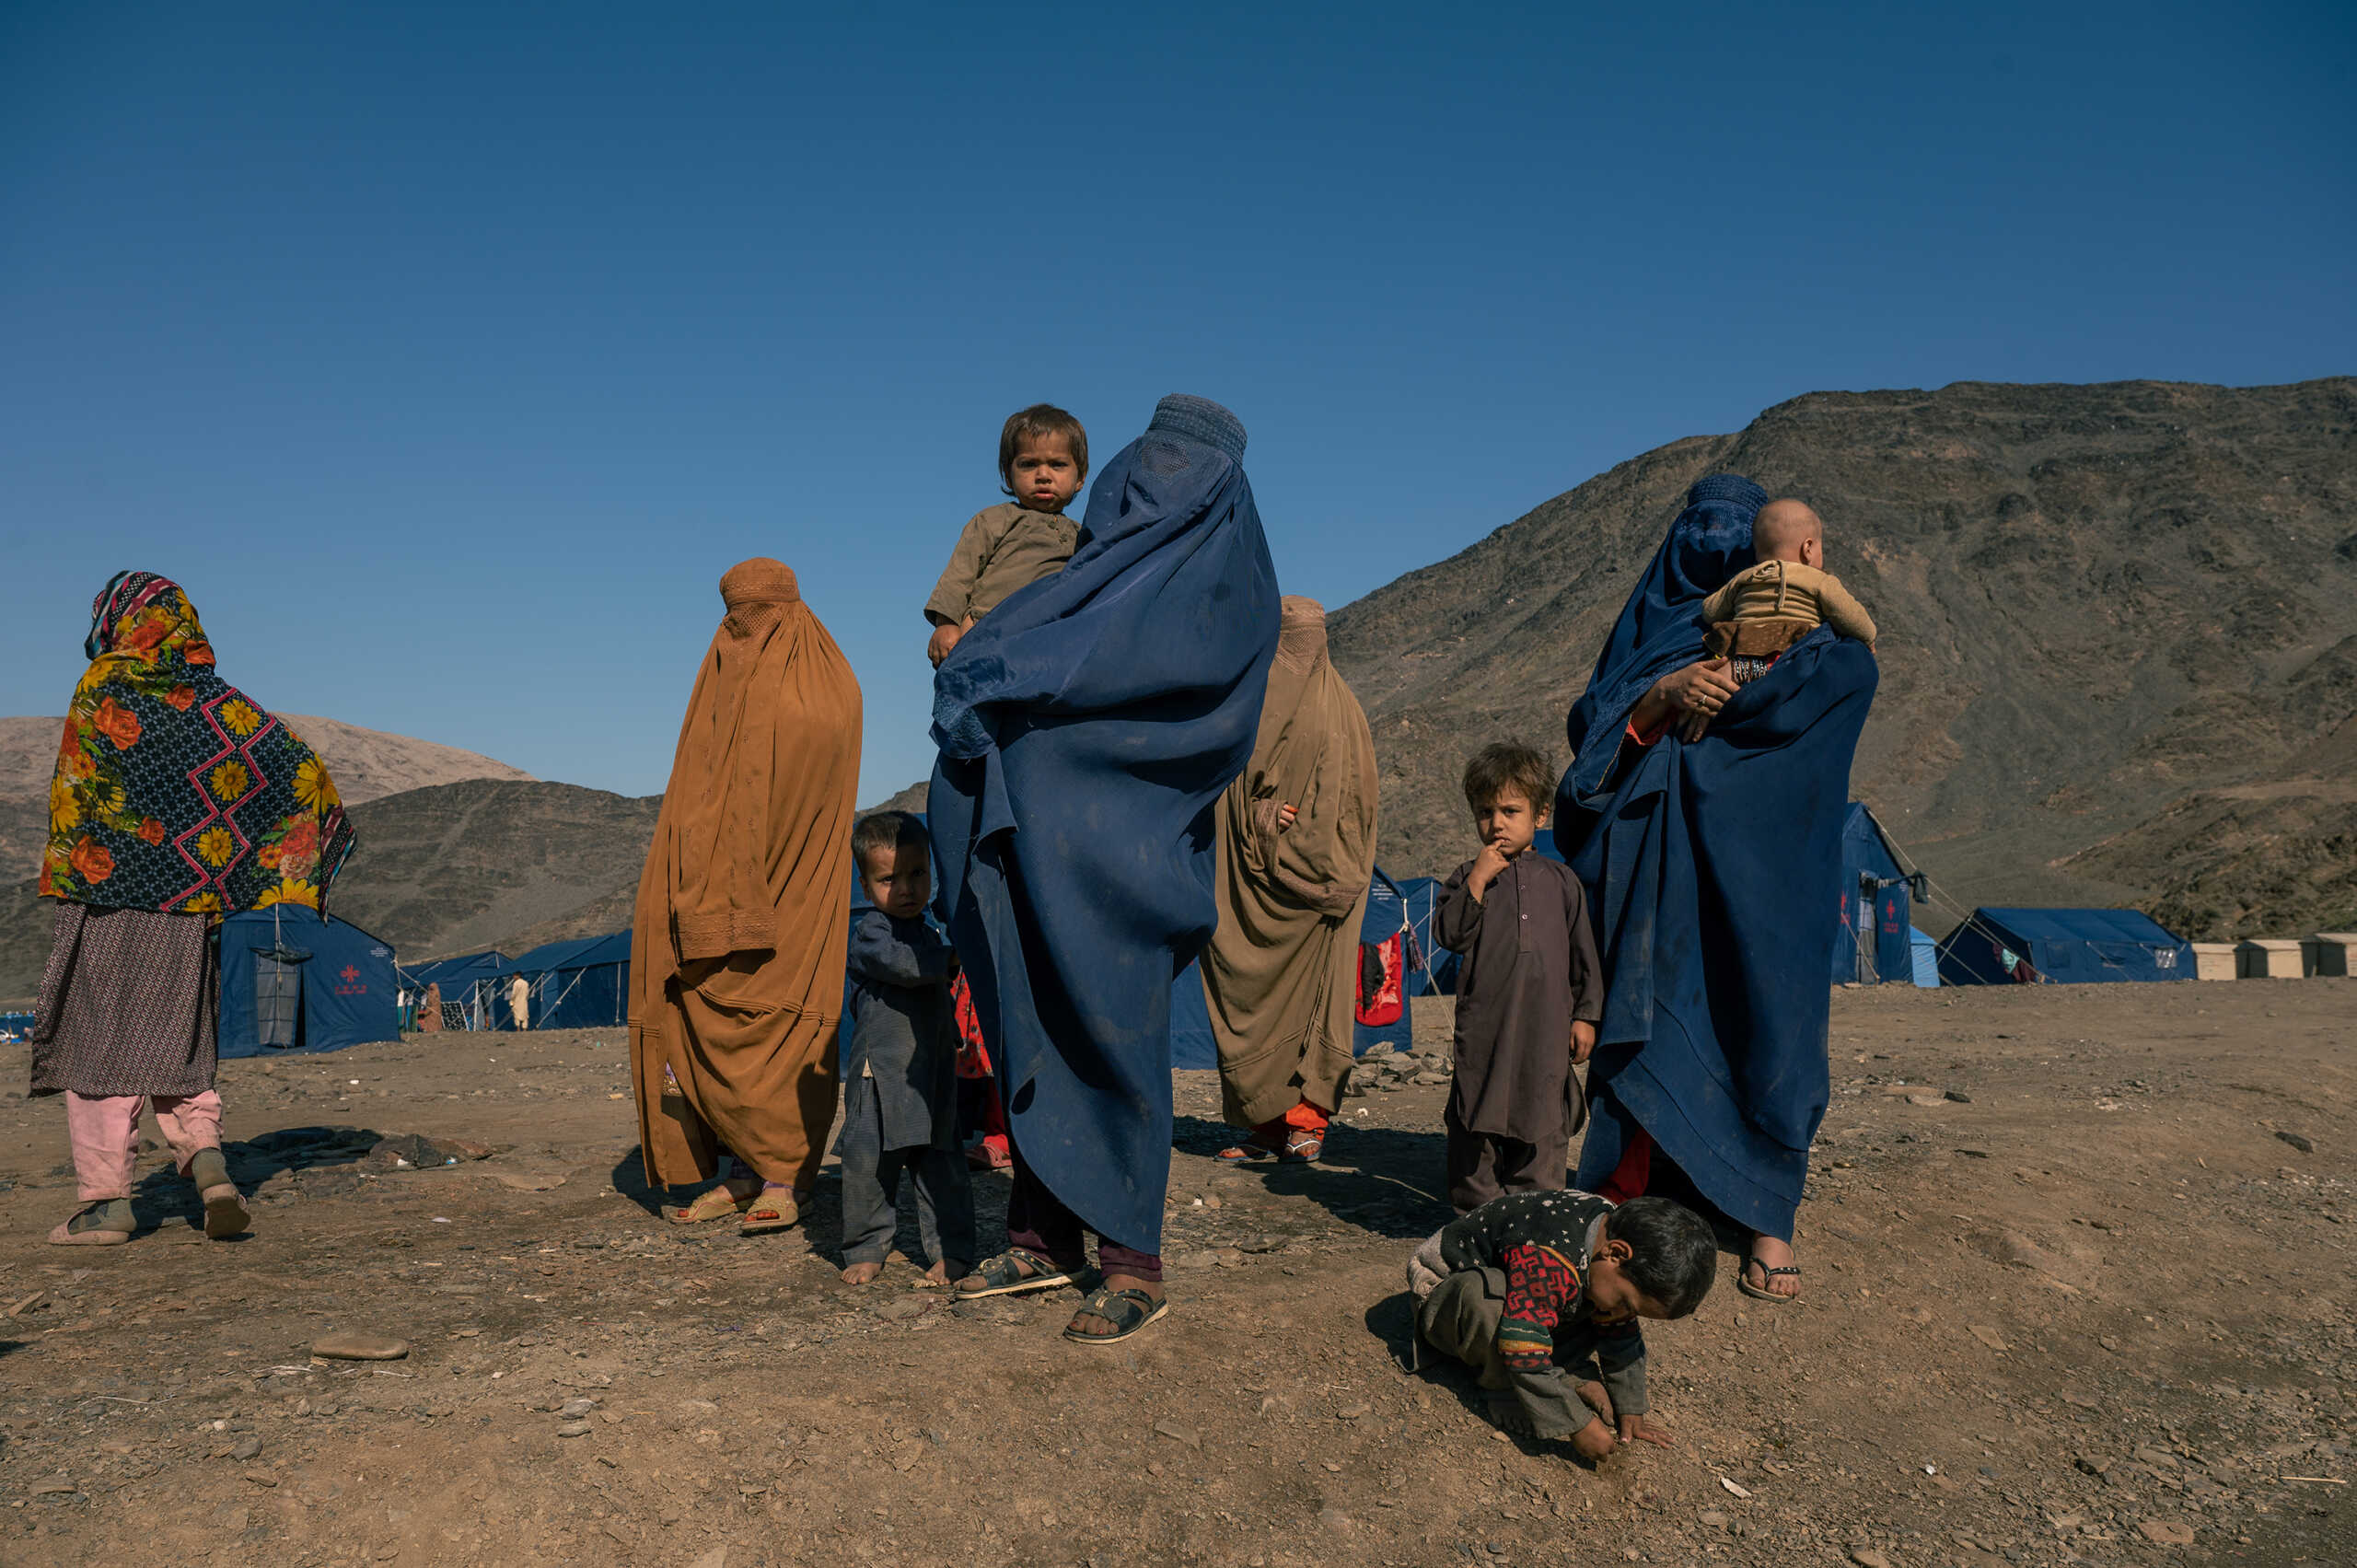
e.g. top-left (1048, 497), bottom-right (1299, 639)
top-left (1554, 477), bottom-right (1876, 1242)
top-left (928, 397), bottom-right (1280, 1255)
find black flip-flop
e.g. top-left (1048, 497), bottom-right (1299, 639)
top-left (1736, 1260), bottom-right (1802, 1304)
top-left (1062, 1285), bottom-right (1170, 1345)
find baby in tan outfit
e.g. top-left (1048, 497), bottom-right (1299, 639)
top-left (1701, 498), bottom-right (1875, 664)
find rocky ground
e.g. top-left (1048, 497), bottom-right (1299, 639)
top-left (0, 981), bottom-right (2347, 1568)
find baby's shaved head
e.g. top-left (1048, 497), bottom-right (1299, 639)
top-left (1752, 499), bottom-right (1823, 563)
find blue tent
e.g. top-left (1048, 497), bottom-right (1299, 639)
top-left (397, 949), bottom-right (510, 1029)
top-left (1936, 907), bottom-right (2192, 985)
top-left (1832, 804), bottom-right (1922, 985)
top-left (507, 932), bottom-right (632, 1029)
top-left (218, 906), bottom-right (401, 1056)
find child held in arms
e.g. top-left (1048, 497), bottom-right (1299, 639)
top-left (839, 812), bottom-right (975, 1286)
top-left (1434, 742), bottom-right (1604, 1214)
top-left (1408, 1190), bottom-right (1715, 1455)
top-left (923, 404), bottom-right (1089, 668)
top-left (1693, 497), bottom-right (1875, 728)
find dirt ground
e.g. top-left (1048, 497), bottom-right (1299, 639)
top-left (0, 981), bottom-right (2348, 1568)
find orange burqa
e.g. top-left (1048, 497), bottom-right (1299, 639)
top-left (629, 560), bottom-right (862, 1191)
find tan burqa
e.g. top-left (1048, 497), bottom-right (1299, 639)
top-left (1204, 597), bottom-right (1378, 1128)
top-left (629, 559), bottom-right (862, 1191)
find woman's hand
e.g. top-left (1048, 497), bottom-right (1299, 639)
top-left (1631, 660), bottom-right (1739, 737)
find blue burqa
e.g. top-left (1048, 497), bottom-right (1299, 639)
top-left (929, 396), bottom-right (1280, 1255)
top-left (1553, 475), bottom-right (1876, 1243)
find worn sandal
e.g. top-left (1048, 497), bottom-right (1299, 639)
top-left (201, 1183), bottom-right (250, 1240)
top-left (1062, 1285), bottom-right (1170, 1345)
top-left (670, 1183), bottom-right (758, 1225)
top-left (953, 1248), bottom-right (1089, 1300)
top-left (48, 1203), bottom-right (134, 1247)
top-left (1276, 1129), bottom-right (1323, 1164)
top-left (1213, 1135), bottom-right (1283, 1165)
top-left (1736, 1262), bottom-right (1803, 1303)
top-left (739, 1188), bottom-right (804, 1236)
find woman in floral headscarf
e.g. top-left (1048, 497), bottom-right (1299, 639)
top-left (34, 571), bottom-right (354, 1246)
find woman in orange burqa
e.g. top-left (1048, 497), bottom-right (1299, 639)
top-left (629, 559), bottom-right (862, 1234)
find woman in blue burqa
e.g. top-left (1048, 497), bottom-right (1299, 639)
top-left (930, 395), bottom-right (1279, 1344)
top-left (1553, 476), bottom-right (1876, 1304)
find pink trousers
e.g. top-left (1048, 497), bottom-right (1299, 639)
top-left (64, 1090), bottom-right (225, 1202)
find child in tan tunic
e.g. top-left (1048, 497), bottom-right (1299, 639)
top-left (1700, 498), bottom-right (1875, 673)
top-left (923, 404), bottom-right (1089, 667)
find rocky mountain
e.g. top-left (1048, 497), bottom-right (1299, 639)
top-left (1326, 377), bottom-right (2357, 940)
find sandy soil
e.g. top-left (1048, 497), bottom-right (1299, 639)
top-left (0, 982), bottom-right (2348, 1568)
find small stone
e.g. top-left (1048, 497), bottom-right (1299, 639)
top-left (557, 1420), bottom-right (592, 1437)
top-left (875, 1297), bottom-right (926, 1321)
top-left (311, 1332), bottom-right (410, 1361)
top-left (1153, 1419), bottom-right (1200, 1449)
top-left (1236, 1234), bottom-right (1286, 1254)
top-left (1178, 1250), bottom-right (1221, 1270)
top-left (1335, 1402), bottom-right (1370, 1420)
top-left (1906, 1092), bottom-right (1945, 1107)
top-left (2139, 1519), bottom-right (2196, 1545)
top-left (686, 1550), bottom-right (729, 1568)
top-left (1700, 1509), bottom-right (1730, 1528)
top-left (1851, 1551), bottom-right (1892, 1568)
top-left (1213, 1248), bottom-right (1247, 1268)
top-left (560, 1398), bottom-right (598, 1418)
top-left (1968, 1323), bottom-right (2008, 1352)
top-left (1945, 1089), bottom-right (1972, 1103)
top-left (31, 1481), bottom-right (75, 1495)
top-left (1202, 1194), bottom-right (1224, 1210)
top-left (1316, 1509), bottom-right (1353, 1534)
top-left (2274, 1131), bottom-right (2313, 1154)
top-left (229, 1436), bottom-right (262, 1461)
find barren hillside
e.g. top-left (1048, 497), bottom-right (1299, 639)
top-left (1327, 377), bottom-right (2357, 939)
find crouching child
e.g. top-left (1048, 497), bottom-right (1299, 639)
top-left (1408, 1190), bottom-right (1714, 1458)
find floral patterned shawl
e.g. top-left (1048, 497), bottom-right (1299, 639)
top-left (41, 571), bottom-right (356, 915)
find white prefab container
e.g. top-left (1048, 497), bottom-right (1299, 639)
top-left (2236, 939), bottom-right (2306, 980)
top-left (2189, 943), bottom-right (2238, 981)
top-left (2304, 933), bottom-right (2356, 978)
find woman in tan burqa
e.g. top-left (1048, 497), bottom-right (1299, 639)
top-left (1203, 596), bottom-right (1378, 1165)
top-left (630, 559), bottom-right (861, 1234)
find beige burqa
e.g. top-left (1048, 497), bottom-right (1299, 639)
top-left (1203, 597), bottom-right (1379, 1127)
top-left (629, 560), bottom-right (863, 1192)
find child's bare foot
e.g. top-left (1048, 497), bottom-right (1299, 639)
top-left (1574, 1377), bottom-right (1614, 1421)
top-left (840, 1260), bottom-right (883, 1286)
top-left (915, 1260), bottom-right (962, 1288)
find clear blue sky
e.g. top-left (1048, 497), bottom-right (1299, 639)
top-left (5, 2), bottom-right (2351, 802)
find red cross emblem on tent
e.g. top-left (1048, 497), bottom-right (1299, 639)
top-left (334, 962), bottom-right (367, 997)
top-left (341, 965), bottom-right (360, 982)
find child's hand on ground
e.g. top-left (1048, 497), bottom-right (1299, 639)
top-left (1469, 841), bottom-right (1511, 899)
top-left (1570, 1020), bottom-right (1596, 1064)
top-left (1569, 1416), bottom-right (1619, 1460)
top-left (927, 623), bottom-right (963, 667)
top-left (1618, 1412), bottom-right (1675, 1448)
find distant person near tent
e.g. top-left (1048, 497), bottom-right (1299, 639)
top-left (629, 559), bottom-right (862, 1236)
top-left (1205, 596), bottom-right (1378, 1168)
top-left (508, 972), bottom-right (530, 1031)
top-left (1553, 479), bottom-right (1877, 1306)
top-left (933, 395), bottom-right (1279, 1347)
top-left (32, 571), bottom-right (355, 1247)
